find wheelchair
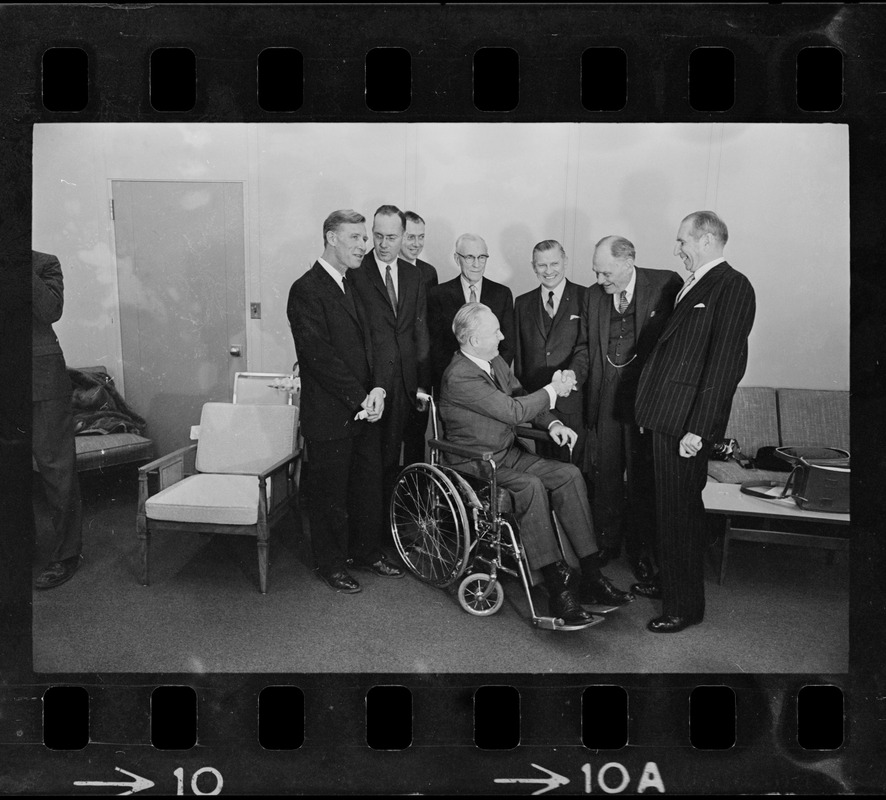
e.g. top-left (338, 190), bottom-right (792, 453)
top-left (389, 393), bottom-right (603, 631)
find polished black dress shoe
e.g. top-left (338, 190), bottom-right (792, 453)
top-left (315, 567), bottom-right (361, 593)
top-left (549, 588), bottom-right (600, 626)
top-left (347, 555), bottom-right (405, 578)
top-left (646, 614), bottom-right (703, 633)
top-left (630, 580), bottom-right (662, 600)
top-left (35, 554), bottom-right (82, 590)
top-left (628, 555), bottom-right (655, 583)
top-left (579, 574), bottom-right (635, 606)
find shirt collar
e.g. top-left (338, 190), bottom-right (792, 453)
top-left (461, 349), bottom-right (494, 376)
top-left (613, 268), bottom-right (637, 309)
top-left (690, 257), bottom-right (726, 284)
top-left (461, 274), bottom-right (483, 302)
top-left (318, 257), bottom-right (346, 291)
top-left (539, 279), bottom-right (567, 305)
top-left (374, 251), bottom-right (398, 274)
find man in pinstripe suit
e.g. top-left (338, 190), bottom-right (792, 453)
top-left (635, 211), bottom-right (755, 633)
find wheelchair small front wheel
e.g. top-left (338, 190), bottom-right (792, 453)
top-left (457, 573), bottom-right (504, 616)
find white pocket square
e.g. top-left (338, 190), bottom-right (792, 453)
top-left (694, 303), bottom-right (706, 309)
top-left (650, 310), bottom-right (656, 317)
top-left (569, 314), bottom-right (580, 320)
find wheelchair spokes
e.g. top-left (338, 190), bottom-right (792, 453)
top-left (390, 464), bottom-right (471, 587)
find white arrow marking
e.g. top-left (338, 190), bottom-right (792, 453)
top-left (494, 763), bottom-right (570, 795)
top-left (73, 766), bottom-right (155, 795)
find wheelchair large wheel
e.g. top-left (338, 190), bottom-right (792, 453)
top-left (390, 464), bottom-right (471, 588)
top-left (457, 573), bottom-right (504, 616)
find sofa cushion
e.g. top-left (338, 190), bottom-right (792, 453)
top-left (145, 473), bottom-right (262, 525)
top-left (195, 403), bottom-right (299, 475)
top-left (778, 389), bottom-right (849, 450)
top-left (723, 387), bottom-right (780, 461)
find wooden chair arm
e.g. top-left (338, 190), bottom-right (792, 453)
top-left (138, 444), bottom-right (198, 476)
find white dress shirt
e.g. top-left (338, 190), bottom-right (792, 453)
top-left (540, 280), bottom-right (567, 317)
top-left (461, 275), bottom-right (483, 304)
top-left (318, 257), bottom-right (347, 293)
top-left (374, 252), bottom-right (399, 296)
top-left (613, 267), bottom-right (637, 311)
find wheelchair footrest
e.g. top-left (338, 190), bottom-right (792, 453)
top-left (534, 615), bottom-right (606, 631)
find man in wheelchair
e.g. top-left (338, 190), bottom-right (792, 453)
top-left (439, 303), bottom-right (635, 627)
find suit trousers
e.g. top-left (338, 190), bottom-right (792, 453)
top-left (491, 445), bottom-right (598, 570)
top-left (304, 424), bottom-right (384, 571)
top-left (402, 405), bottom-right (430, 467)
top-left (32, 394), bottom-right (82, 562)
top-left (651, 431), bottom-right (712, 619)
top-left (379, 373), bottom-right (414, 499)
top-left (591, 372), bottom-right (656, 559)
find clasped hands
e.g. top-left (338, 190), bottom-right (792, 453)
top-left (550, 369), bottom-right (577, 398)
top-left (356, 387), bottom-right (386, 423)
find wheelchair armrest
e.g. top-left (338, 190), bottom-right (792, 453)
top-left (514, 425), bottom-right (553, 442)
top-left (429, 438), bottom-right (494, 462)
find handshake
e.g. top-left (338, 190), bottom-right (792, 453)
top-left (550, 369), bottom-right (578, 398)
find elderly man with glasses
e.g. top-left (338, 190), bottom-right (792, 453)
top-left (428, 233), bottom-right (515, 393)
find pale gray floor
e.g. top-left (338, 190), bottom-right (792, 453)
top-left (32, 471), bottom-right (849, 674)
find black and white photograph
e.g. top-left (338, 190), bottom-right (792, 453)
top-left (30, 121), bottom-right (849, 675)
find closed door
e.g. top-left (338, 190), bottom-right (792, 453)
top-left (113, 181), bottom-right (246, 457)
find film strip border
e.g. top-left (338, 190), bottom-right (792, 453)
top-left (8, 4), bottom-right (879, 122)
top-left (0, 676), bottom-right (850, 794)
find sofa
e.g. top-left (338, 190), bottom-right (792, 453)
top-left (707, 386), bottom-right (850, 484)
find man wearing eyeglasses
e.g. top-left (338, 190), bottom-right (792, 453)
top-left (428, 233), bottom-right (515, 393)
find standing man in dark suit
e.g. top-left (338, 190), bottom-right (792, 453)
top-left (513, 240), bottom-right (587, 464)
top-left (399, 210), bottom-right (438, 466)
top-left (428, 233), bottom-right (515, 392)
top-left (635, 211), bottom-right (755, 633)
top-left (287, 209), bottom-right (404, 594)
top-left (440, 303), bottom-right (634, 627)
top-left (32, 251), bottom-right (83, 590)
top-left (353, 205), bottom-right (431, 502)
top-left (569, 236), bottom-right (683, 583)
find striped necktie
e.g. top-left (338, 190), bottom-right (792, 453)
top-left (675, 274), bottom-right (696, 306)
top-left (618, 290), bottom-right (628, 315)
top-left (385, 264), bottom-right (398, 316)
top-left (546, 290), bottom-right (555, 318)
top-left (469, 284), bottom-right (478, 304)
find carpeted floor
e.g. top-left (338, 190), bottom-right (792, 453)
top-left (31, 468), bottom-right (849, 674)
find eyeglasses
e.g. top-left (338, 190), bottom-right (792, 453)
top-left (456, 253), bottom-right (489, 266)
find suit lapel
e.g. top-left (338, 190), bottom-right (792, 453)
top-left (534, 288), bottom-right (548, 339)
top-left (597, 289), bottom-right (611, 366)
top-left (634, 268), bottom-right (652, 338)
top-left (313, 263), bottom-right (362, 328)
top-left (366, 255), bottom-right (397, 317)
top-left (659, 262), bottom-right (730, 341)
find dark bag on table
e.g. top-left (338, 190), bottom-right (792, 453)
top-left (740, 447), bottom-right (850, 513)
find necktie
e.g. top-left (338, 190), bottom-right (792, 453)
top-left (675, 274), bottom-right (695, 306)
top-left (546, 290), bottom-right (555, 318)
top-left (469, 284), bottom-right (478, 304)
top-left (341, 272), bottom-right (350, 294)
top-left (618, 290), bottom-right (628, 315)
top-left (385, 264), bottom-right (398, 316)
top-left (489, 363), bottom-right (503, 391)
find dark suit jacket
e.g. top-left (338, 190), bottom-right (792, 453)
top-left (32, 251), bottom-right (71, 401)
top-left (571, 267), bottom-right (683, 426)
top-left (287, 262), bottom-right (378, 441)
top-left (514, 280), bottom-right (587, 419)
top-left (413, 257), bottom-right (438, 291)
top-left (439, 350), bottom-right (555, 466)
top-left (353, 252), bottom-right (431, 398)
top-left (635, 262), bottom-right (756, 442)
top-left (428, 275), bottom-right (515, 389)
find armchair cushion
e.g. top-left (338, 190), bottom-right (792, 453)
top-left (145, 474), bottom-right (263, 525)
top-left (195, 402), bottom-right (299, 475)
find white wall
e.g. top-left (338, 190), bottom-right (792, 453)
top-left (33, 122), bottom-right (849, 394)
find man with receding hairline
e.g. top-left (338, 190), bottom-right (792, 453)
top-left (514, 239), bottom-right (588, 465)
top-left (635, 211), bottom-right (755, 633)
top-left (569, 235), bottom-right (682, 584)
top-left (353, 204), bottom-right (430, 515)
top-left (428, 233), bottom-right (515, 392)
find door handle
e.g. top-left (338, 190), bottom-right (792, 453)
top-left (229, 345), bottom-right (242, 357)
